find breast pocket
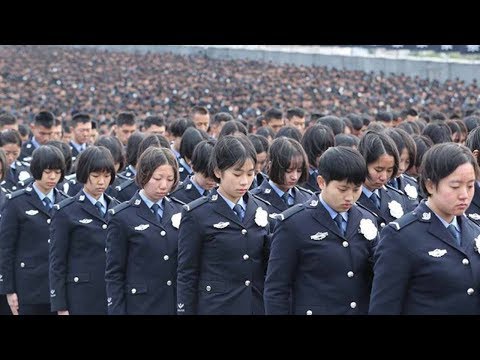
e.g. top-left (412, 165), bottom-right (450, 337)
top-left (66, 273), bottom-right (91, 284)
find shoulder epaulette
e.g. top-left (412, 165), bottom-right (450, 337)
top-left (169, 196), bottom-right (186, 206)
top-left (56, 189), bottom-right (70, 199)
top-left (251, 193), bottom-right (271, 207)
top-left (296, 185), bottom-right (314, 195)
top-left (385, 184), bottom-right (406, 196)
top-left (355, 202), bottom-right (379, 218)
top-left (6, 188), bottom-right (27, 200)
top-left (18, 177), bottom-right (34, 188)
top-left (108, 201), bottom-right (131, 216)
top-left (64, 173), bottom-right (77, 181)
top-left (388, 211), bottom-right (417, 231)
top-left (277, 203), bottom-right (305, 221)
top-left (116, 172), bottom-right (131, 181)
top-left (115, 179), bottom-right (135, 192)
top-left (54, 196), bottom-right (76, 211)
top-left (183, 196), bottom-right (209, 212)
top-left (169, 182), bottom-right (185, 195)
top-left (403, 174), bottom-right (418, 183)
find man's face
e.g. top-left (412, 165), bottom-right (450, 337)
top-left (193, 113), bottom-right (210, 132)
top-left (116, 124), bottom-right (137, 145)
top-left (72, 121), bottom-right (92, 145)
top-left (32, 124), bottom-right (53, 145)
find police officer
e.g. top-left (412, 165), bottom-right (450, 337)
top-left (356, 131), bottom-right (410, 229)
top-left (369, 143), bottom-right (480, 314)
top-left (247, 134), bottom-right (269, 190)
top-left (19, 111), bottom-right (55, 163)
top-left (169, 140), bottom-right (217, 204)
top-left (384, 128), bottom-right (420, 210)
top-left (264, 147), bottom-right (379, 315)
top-left (49, 146), bottom-right (119, 315)
top-left (177, 135), bottom-right (271, 315)
top-left (0, 145), bottom-right (67, 315)
top-left (299, 124), bottom-right (335, 193)
top-left (0, 130), bottom-right (32, 192)
top-left (251, 137), bottom-right (313, 221)
top-left (105, 147), bottom-right (183, 315)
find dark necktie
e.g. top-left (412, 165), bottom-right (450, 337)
top-left (151, 203), bottom-right (162, 223)
top-left (370, 192), bottom-right (381, 209)
top-left (202, 189), bottom-right (210, 197)
top-left (43, 197), bottom-right (52, 211)
top-left (281, 192), bottom-right (290, 206)
top-left (447, 224), bottom-right (461, 246)
top-left (334, 213), bottom-right (345, 236)
top-left (388, 178), bottom-right (398, 189)
top-left (95, 201), bottom-right (105, 217)
top-left (233, 204), bottom-right (244, 221)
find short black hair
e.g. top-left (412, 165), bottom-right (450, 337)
top-left (137, 134), bottom-right (163, 161)
top-left (384, 128), bottom-right (416, 172)
top-left (95, 135), bottom-right (126, 171)
top-left (46, 140), bottom-right (73, 175)
top-left (420, 143), bottom-right (479, 197)
top-left (136, 147), bottom-right (179, 190)
top-left (155, 134), bottom-right (170, 149)
top-left (334, 134), bottom-right (359, 148)
top-left (466, 127), bottom-right (480, 153)
top-left (318, 146), bottom-right (367, 186)
top-left (30, 145), bottom-right (66, 182)
top-left (0, 113), bottom-right (17, 128)
top-left (268, 137), bottom-right (308, 185)
top-left (115, 112), bottom-right (136, 127)
top-left (209, 134), bottom-right (257, 183)
top-left (412, 135), bottom-right (433, 170)
top-left (169, 117), bottom-right (195, 138)
top-left (144, 115), bottom-right (166, 130)
top-left (212, 112), bottom-right (234, 125)
top-left (0, 129), bottom-right (22, 147)
top-left (247, 134), bottom-right (269, 155)
top-left (126, 132), bottom-right (145, 166)
top-left (34, 111), bottom-right (55, 128)
top-left (286, 107), bottom-right (306, 119)
top-left (430, 111), bottom-right (447, 122)
top-left (358, 131), bottom-right (399, 181)
top-left (264, 108), bottom-right (283, 122)
top-left (422, 122), bottom-right (452, 144)
top-left (345, 113), bottom-right (363, 131)
top-left (191, 105), bottom-right (209, 116)
top-left (317, 115), bottom-right (345, 135)
top-left (180, 127), bottom-right (209, 161)
top-left (375, 111), bottom-right (393, 123)
top-left (76, 146), bottom-right (116, 185)
top-left (301, 124), bottom-right (334, 169)
top-left (71, 113), bottom-right (91, 128)
top-left (191, 140), bottom-right (216, 175)
top-left (256, 126), bottom-right (274, 140)
top-left (275, 126), bottom-right (302, 142)
top-left (218, 120), bottom-right (247, 139)
top-left (464, 116), bottom-right (480, 133)
top-left (18, 124), bottom-right (30, 138)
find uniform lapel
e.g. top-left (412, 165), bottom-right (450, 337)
top-left (345, 205), bottom-right (362, 240)
top-left (133, 192), bottom-right (163, 228)
top-left (211, 189), bottom-right (244, 227)
top-left (25, 189), bottom-right (50, 216)
top-left (243, 193), bottom-right (258, 224)
top-left (310, 201), bottom-right (343, 238)
top-left (259, 181), bottom-right (287, 212)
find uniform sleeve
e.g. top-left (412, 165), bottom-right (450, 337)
top-left (264, 218), bottom-right (299, 315)
top-left (0, 199), bottom-right (19, 294)
top-left (368, 225), bottom-right (414, 314)
top-left (176, 209), bottom-right (204, 315)
top-left (49, 208), bottom-right (71, 311)
top-left (105, 214), bottom-right (129, 315)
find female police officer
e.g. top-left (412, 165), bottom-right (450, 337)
top-left (369, 143), bottom-right (480, 314)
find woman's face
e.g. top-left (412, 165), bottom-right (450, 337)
top-left (398, 148), bottom-right (410, 176)
top-left (277, 156), bottom-right (303, 192)
top-left (143, 164), bottom-right (175, 202)
top-left (364, 154), bottom-right (395, 190)
top-left (1, 143), bottom-right (20, 167)
top-left (215, 159), bottom-right (255, 204)
top-left (426, 162), bottom-right (476, 223)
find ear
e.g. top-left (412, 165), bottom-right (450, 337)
top-left (213, 167), bottom-right (222, 180)
top-left (473, 149), bottom-right (479, 159)
top-left (424, 178), bottom-right (435, 196)
top-left (317, 175), bottom-right (326, 191)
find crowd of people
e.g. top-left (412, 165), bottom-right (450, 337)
top-left (1, 45), bottom-right (480, 315)
top-left (1, 45), bottom-right (480, 128)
